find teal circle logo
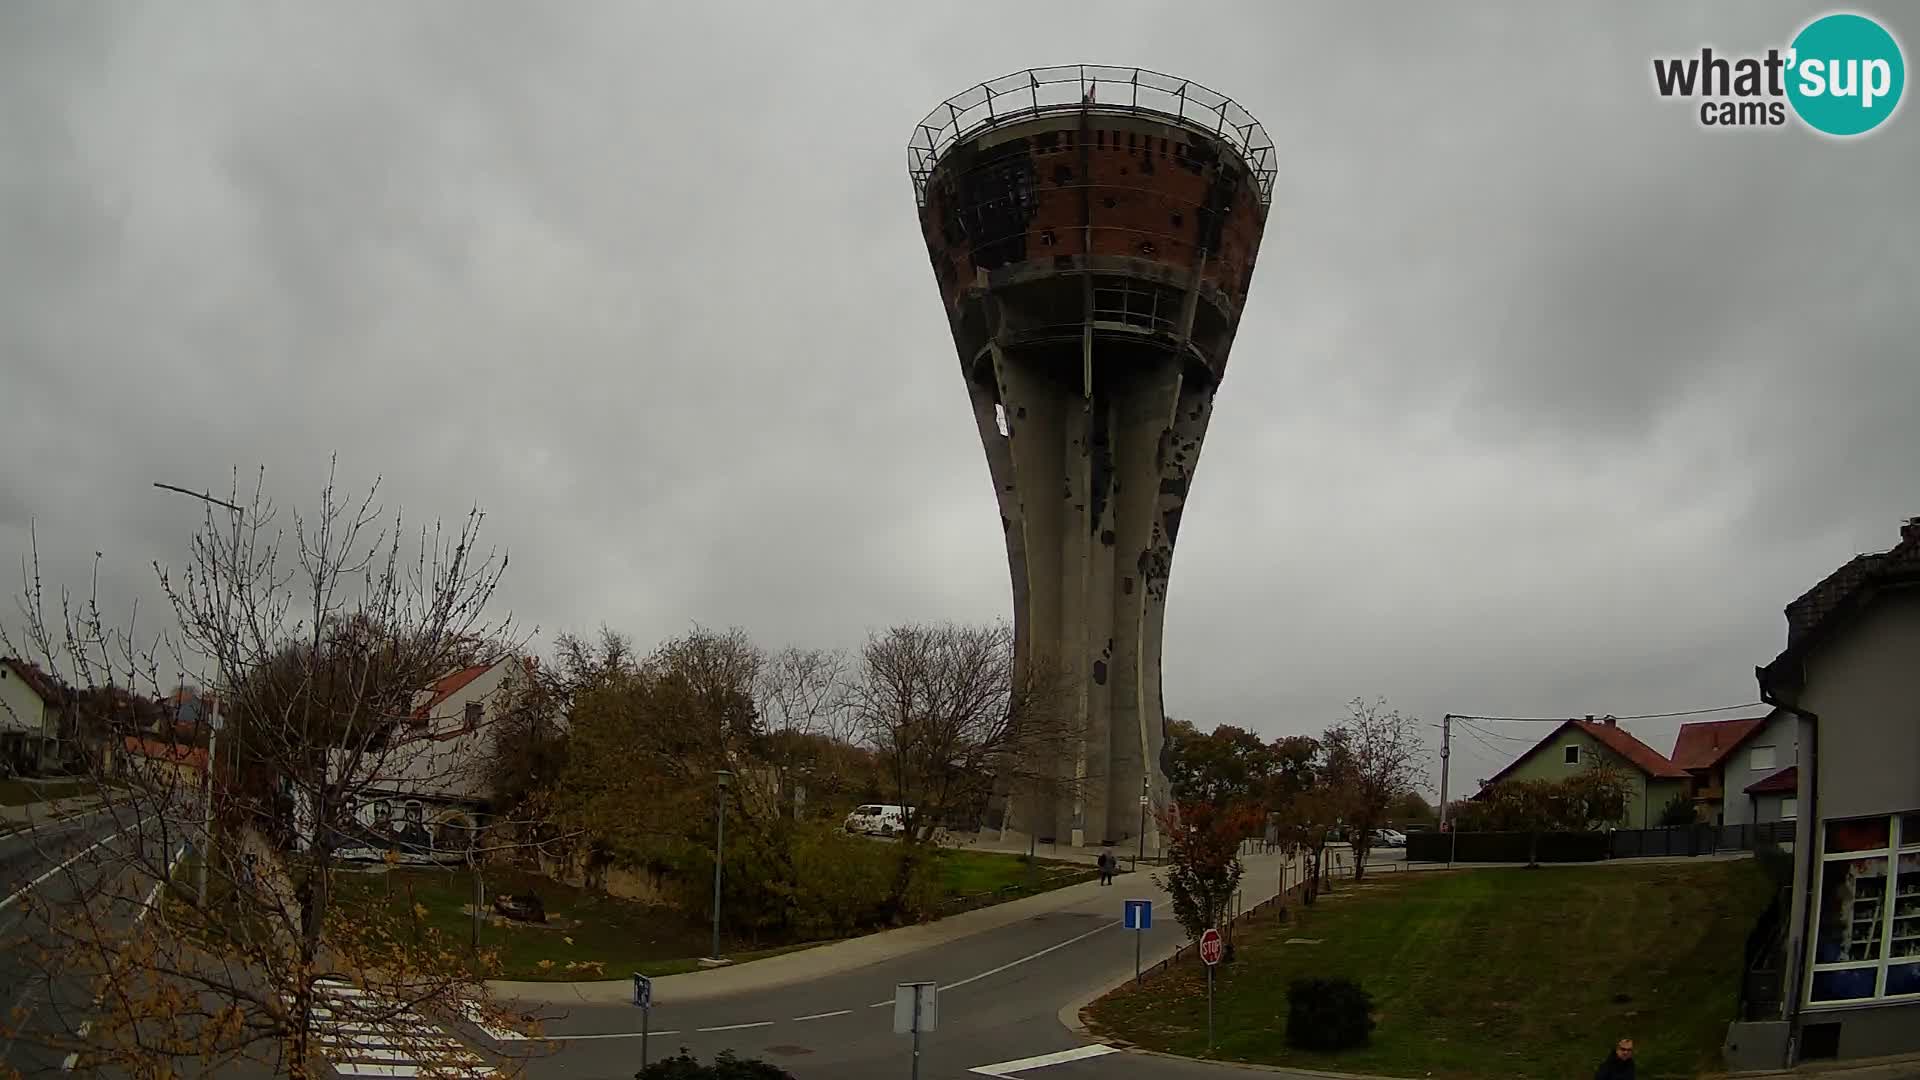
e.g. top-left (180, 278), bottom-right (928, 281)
top-left (1787, 13), bottom-right (1905, 136)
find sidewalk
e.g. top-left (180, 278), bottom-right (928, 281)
top-left (493, 848), bottom-right (1305, 1007)
top-left (1722, 1051), bottom-right (1920, 1078)
top-left (0, 795), bottom-right (107, 828)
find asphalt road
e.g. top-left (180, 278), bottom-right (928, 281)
top-left (0, 801), bottom-right (191, 1077)
top-left (489, 847), bottom-right (1354, 1080)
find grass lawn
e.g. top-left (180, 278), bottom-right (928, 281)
top-left (933, 848), bottom-right (1095, 901)
top-left (1085, 860), bottom-right (1774, 1080)
top-left (0, 778), bottom-right (95, 805)
top-left (335, 848), bottom-right (1091, 982)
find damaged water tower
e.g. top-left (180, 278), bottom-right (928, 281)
top-left (908, 66), bottom-right (1274, 852)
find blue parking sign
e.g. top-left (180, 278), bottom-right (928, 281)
top-left (1124, 898), bottom-right (1151, 930)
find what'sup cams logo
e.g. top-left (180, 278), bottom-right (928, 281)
top-left (1654, 11), bottom-right (1905, 136)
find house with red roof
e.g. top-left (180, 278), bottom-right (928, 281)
top-left (308, 654), bottom-right (533, 864)
top-left (1474, 716), bottom-right (1692, 829)
top-left (1732, 515), bottom-right (1920, 1068)
top-left (1669, 710), bottom-right (1798, 829)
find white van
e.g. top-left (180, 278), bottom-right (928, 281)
top-left (844, 804), bottom-right (911, 836)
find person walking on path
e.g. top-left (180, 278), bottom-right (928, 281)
top-left (1097, 849), bottom-right (1116, 886)
top-left (1593, 1037), bottom-right (1635, 1080)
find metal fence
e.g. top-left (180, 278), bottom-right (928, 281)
top-left (1609, 820), bottom-right (1795, 859)
top-left (907, 65), bottom-right (1277, 207)
top-left (1407, 820), bottom-right (1796, 863)
top-left (1134, 850), bottom-right (1407, 982)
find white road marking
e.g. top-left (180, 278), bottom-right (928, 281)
top-left (546, 1029), bottom-right (682, 1040)
top-left (697, 1020), bottom-right (775, 1032)
top-left (0, 822), bottom-right (141, 911)
top-left (459, 999), bottom-right (529, 1041)
top-left (792, 1009), bottom-right (851, 1021)
top-left (939, 920), bottom-right (1120, 993)
top-left (969, 1044), bottom-right (1120, 1076)
top-left (866, 918), bottom-right (1123, 1006)
top-left (292, 980), bottom-right (495, 1078)
top-left (131, 844), bottom-right (190, 928)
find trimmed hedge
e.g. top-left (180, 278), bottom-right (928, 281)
top-left (1286, 977), bottom-right (1375, 1051)
top-left (1405, 830), bottom-right (1609, 863)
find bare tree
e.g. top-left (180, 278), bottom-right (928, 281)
top-left (1321, 697), bottom-right (1428, 881)
top-left (0, 464), bottom-right (553, 1079)
top-left (844, 622), bottom-right (1078, 869)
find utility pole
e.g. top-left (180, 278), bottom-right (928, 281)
top-left (711, 770), bottom-right (732, 960)
top-left (1439, 714), bottom-right (1454, 869)
top-left (155, 482), bottom-right (242, 908)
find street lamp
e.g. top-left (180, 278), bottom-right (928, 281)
top-left (1136, 776), bottom-right (1149, 870)
top-left (154, 482), bottom-right (243, 908)
top-left (710, 770), bottom-right (733, 960)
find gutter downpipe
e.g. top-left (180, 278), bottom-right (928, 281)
top-left (1761, 667), bottom-right (1817, 1069)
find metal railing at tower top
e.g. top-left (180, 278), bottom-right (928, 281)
top-left (908, 65), bottom-right (1276, 208)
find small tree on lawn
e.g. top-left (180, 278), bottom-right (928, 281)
top-left (1155, 800), bottom-right (1261, 947)
top-left (844, 621), bottom-right (1079, 909)
top-left (1320, 698), bottom-right (1426, 881)
top-left (1274, 784), bottom-right (1345, 905)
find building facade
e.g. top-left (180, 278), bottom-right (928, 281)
top-left (1749, 517), bottom-right (1920, 1066)
top-left (1477, 718), bottom-right (1691, 830)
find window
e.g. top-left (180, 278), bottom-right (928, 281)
top-left (1782, 797), bottom-right (1798, 820)
top-left (1563, 745), bottom-right (1580, 765)
top-left (1808, 813), bottom-right (1920, 1004)
top-left (1751, 745), bottom-right (1777, 771)
top-left (994, 403), bottom-right (1009, 437)
top-left (463, 701), bottom-right (482, 731)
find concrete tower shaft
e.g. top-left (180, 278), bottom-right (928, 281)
top-left (909, 66), bottom-right (1273, 850)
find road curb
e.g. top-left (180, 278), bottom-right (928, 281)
top-left (1117, 1046), bottom-right (1425, 1079)
top-left (488, 868), bottom-right (1133, 1006)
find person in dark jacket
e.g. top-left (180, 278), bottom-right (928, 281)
top-left (1097, 850), bottom-right (1115, 885)
top-left (1594, 1037), bottom-right (1635, 1080)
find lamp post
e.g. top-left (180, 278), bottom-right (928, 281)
top-left (711, 770), bottom-right (732, 960)
top-left (154, 482), bottom-right (242, 908)
top-left (1136, 776), bottom-right (1149, 870)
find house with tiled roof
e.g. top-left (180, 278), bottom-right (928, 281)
top-left (310, 655), bottom-right (533, 864)
top-left (0, 657), bottom-right (65, 774)
top-left (1475, 716), bottom-right (1691, 829)
top-left (1670, 710), bottom-right (1798, 829)
top-left (1731, 516), bottom-right (1920, 1069)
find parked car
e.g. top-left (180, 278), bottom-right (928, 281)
top-left (1372, 828), bottom-right (1407, 848)
top-left (843, 804), bottom-right (912, 837)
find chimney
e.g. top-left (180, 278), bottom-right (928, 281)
top-left (1902, 516), bottom-right (1920, 546)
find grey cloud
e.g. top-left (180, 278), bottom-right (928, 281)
top-left (3, 1), bottom-right (1916, 796)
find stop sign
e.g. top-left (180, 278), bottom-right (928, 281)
top-left (1199, 927), bottom-right (1223, 966)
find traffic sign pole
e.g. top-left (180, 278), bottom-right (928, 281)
top-left (1198, 926), bottom-right (1223, 1049)
top-left (1135, 930), bottom-right (1142, 986)
top-left (633, 973), bottom-right (653, 1069)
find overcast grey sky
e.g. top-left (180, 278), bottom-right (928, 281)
top-left (3, 1), bottom-right (1915, 794)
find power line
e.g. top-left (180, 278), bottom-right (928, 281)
top-left (1446, 701), bottom-right (1763, 724)
top-left (1454, 720), bottom-right (1538, 745)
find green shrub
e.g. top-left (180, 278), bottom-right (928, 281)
top-left (1285, 977), bottom-right (1375, 1051)
top-left (666, 822), bottom-right (936, 941)
top-left (636, 1050), bottom-right (795, 1079)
